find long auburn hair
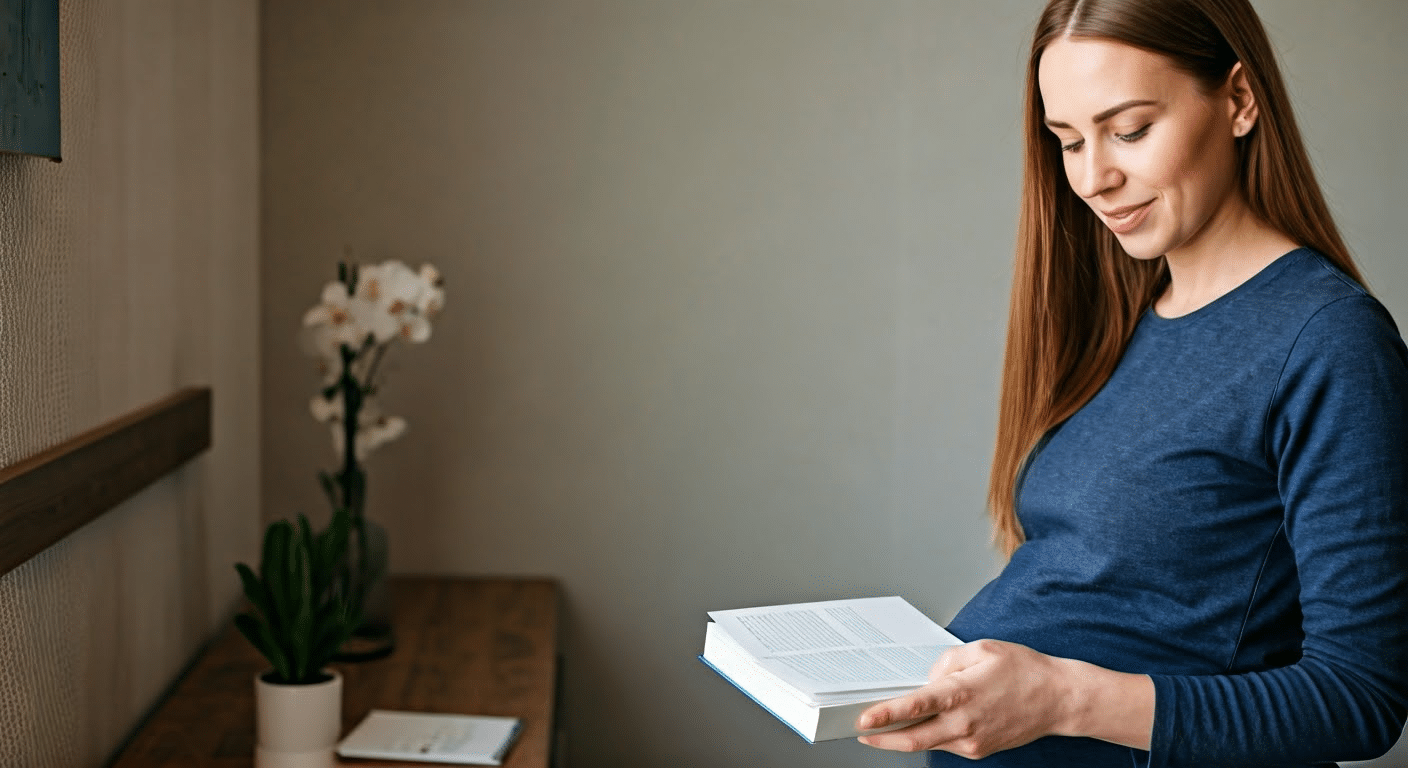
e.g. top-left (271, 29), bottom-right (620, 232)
top-left (989, 0), bottom-right (1364, 557)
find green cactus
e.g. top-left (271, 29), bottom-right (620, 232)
top-left (233, 508), bottom-right (360, 684)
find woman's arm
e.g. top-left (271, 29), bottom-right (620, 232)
top-left (859, 297), bottom-right (1408, 765)
top-left (855, 640), bottom-right (1154, 758)
top-left (1138, 297), bottom-right (1408, 766)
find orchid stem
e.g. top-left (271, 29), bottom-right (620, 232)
top-left (363, 342), bottom-right (389, 394)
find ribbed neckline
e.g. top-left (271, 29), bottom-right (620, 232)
top-left (1142, 247), bottom-right (1310, 327)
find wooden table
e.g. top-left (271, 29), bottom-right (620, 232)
top-left (109, 576), bottom-right (560, 767)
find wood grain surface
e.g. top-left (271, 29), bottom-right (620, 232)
top-left (108, 576), bottom-right (561, 768)
top-left (0, 386), bottom-right (212, 579)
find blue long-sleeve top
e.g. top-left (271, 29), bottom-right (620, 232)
top-left (936, 249), bottom-right (1408, 767)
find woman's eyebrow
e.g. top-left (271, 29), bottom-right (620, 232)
top-left (1044, 99), bottom-right (1160, 129)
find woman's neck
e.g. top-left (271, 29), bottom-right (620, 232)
top-left (1154, 197), bottom-right (1299, 319)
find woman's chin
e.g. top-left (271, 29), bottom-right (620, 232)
top-left (1114, 234), bottom-right (1167, 261)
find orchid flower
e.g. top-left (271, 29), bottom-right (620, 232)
top-left (301, 258), bottom-right (445, 462)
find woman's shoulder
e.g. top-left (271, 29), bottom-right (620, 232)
top-left (1198, 248), bottom-right (1407, 387)
top-left (1249, 248), bottom-right (1392, 329)
top-left (1265, 250), bottom-right (1408, 387)
top-left (1269, 247), bottom-right (1367, 297)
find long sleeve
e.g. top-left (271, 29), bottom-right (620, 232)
top-left (941, 251), bottom-right (1408, 768)
top-left (1147, 296), bottom-right (1408, 766)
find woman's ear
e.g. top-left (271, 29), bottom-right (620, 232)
top-left (1227, 62), bottom-right (1259, 138)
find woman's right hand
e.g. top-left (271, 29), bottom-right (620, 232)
top-left (856, 639), bottom-right (1154, 759)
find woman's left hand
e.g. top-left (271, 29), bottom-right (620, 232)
top-left (855, 639), bottom-right (1081, 759)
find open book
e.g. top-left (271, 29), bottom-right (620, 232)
top-left (699, 596), bottom-right (963, 742)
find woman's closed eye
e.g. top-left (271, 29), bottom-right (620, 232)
top-left (1115, 124), bottom-right (1151, 143)
top-left (1060, 124), bottom-right (1151, 153)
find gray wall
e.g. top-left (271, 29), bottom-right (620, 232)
top-left (0, 1), bottom-right (259, 766)
top-left (260, 2), bottom-right (1408, 766)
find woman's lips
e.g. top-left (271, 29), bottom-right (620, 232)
top-left (1103, 200), bottom-right (1153, 235)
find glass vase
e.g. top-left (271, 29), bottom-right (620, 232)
top-left (335, 515), bottom-right (395, 661)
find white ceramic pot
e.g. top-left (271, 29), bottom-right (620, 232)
top-left (254, 669), bottom-right (342, 768)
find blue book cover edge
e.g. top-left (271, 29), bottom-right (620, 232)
top-left (698, 654), bottom-right (818, 744)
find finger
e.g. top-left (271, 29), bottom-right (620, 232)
top-left (858, 710), bottom-right (966, 753)
top-left (928, 642), bottom-right (983, 682)
top-left (856, 690), bottom-right (933, 731)
top-left (858, 721), bottom-right (933, 752)
top-left (856, 679), bottom-right (961, 730)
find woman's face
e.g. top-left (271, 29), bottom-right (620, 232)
top-left (1037, 37), bottom-right (1250, 261)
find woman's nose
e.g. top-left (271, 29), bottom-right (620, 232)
top-left (1069, 143), bottom-right (1122, 199)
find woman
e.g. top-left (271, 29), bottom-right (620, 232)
top-left (858, 1), bottom-right (1408, 765)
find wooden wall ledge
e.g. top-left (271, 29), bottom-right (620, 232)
top-left (0, 387), bottom-right (212, 579)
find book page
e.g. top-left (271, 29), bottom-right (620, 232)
top-left (708, 596), bottom-right (962, 696)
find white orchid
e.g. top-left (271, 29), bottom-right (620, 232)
top-left (328, 409), bottom-right (408, 462)
top-left (310, 392), bottom-right (343, 423)
top-left (302, 258), bottom-right (445, 462)
top-left (344, 260), bottom-right (445, 344)
top-left (303, 280), bottom-right (400, 346)
top-left (417, 264), bottom-right (446, 315)
top-left (310, 380), bottom-right (411, 461)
